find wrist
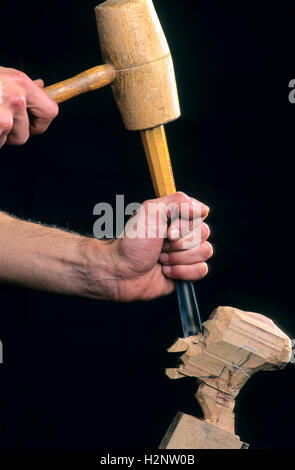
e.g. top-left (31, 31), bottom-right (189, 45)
top-left (77, 237), bottom-right (121, 301)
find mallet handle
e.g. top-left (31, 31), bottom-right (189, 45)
top-left (45, 64), bottom-right (116, 104)
top-left (141, 126), bottom-right (176, 197)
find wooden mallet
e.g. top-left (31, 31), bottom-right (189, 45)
top-left (45, 0), bottom-right (180, 194)
top-left (45, 0), bottom-right (202, 336)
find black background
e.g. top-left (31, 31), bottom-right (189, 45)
top-left (0, 0), bottom-right (295, 449)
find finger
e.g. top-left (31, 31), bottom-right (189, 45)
top-left (179, 221), bottom-right (210, 250)
top-left (0, 106), bottom-right (13, 148)
top-left (163, 222), bottom-right (210, 252)
top-left (162, 262), bottom-right (208, 281)
top-left (139, 193), bottom-right (209, 243)
top-left (6, 96), bottom-right (30, 145)
top-left (167, 218), bottom-right (202, 241)
top-left (159, 241), bottom-right (213, 266)
top-left (21, 76), bottom-right (58, 135)
top-left (149, 192), bottom-right (209, 221)
top-left (33, 79), bottom-right (45, 88)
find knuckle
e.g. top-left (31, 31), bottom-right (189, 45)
top-left (0, 115), bottom-right (13, 133)
top-left (143, 199), bottom-right (152, 208)
top-left (47, 101), bottom-right (59, 119)
top-left (33, 122), bottom-right (50, 135)
top-left (175, 191), bottom-right (186, 198)
top-left (8, 132), bottom-right (30, 145)
top-left (175, 191), bottom-right (189, 203)
top-left (10, 94), bottom-right (26, 111)
top-left (142, 199), bottom-right (153, 216)
top-left (12, 69), bottom-right (30, 86)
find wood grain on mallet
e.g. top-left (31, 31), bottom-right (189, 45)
top-left (96, 0), bottom-right (181, 131)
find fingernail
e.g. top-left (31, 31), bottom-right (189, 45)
top-left (163, 266), bottom-right (171, 275)
top-left (160, 253), bottom-right (169, 263)
top-left (170, 229), bottom-right (180, 240)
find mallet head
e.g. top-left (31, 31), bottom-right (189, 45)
top-left (95, 0), bottom-right (181, 131)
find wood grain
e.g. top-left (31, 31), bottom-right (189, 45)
top-left (163, 306), bottom-right (292, 447)
top-left (159, 412), bottom-right (247, 449)
top-left (141, 126), bottom-right (176, 197)
top-left (45, 64), bottom-right (116, 104)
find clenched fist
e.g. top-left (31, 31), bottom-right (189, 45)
top-left (82, 192), bottom-right (213, 302)
top-left (0, 67), bottom-right (58, 148)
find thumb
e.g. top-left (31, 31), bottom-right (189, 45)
top-left (33, 79), bottom-right (45, 88)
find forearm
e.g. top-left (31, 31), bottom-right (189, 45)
top-left (0, 211), bottom-right (114, 299)
top-left (0, 193), bottom-right (212, 303)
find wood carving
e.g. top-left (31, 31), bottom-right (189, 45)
top-left (160, 306), bottom-right (292, 449)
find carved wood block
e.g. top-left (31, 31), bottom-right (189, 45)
top-left (159, 412), bottom-right (248, 449)
top-left (161, 306), bottom-right (292, 448)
